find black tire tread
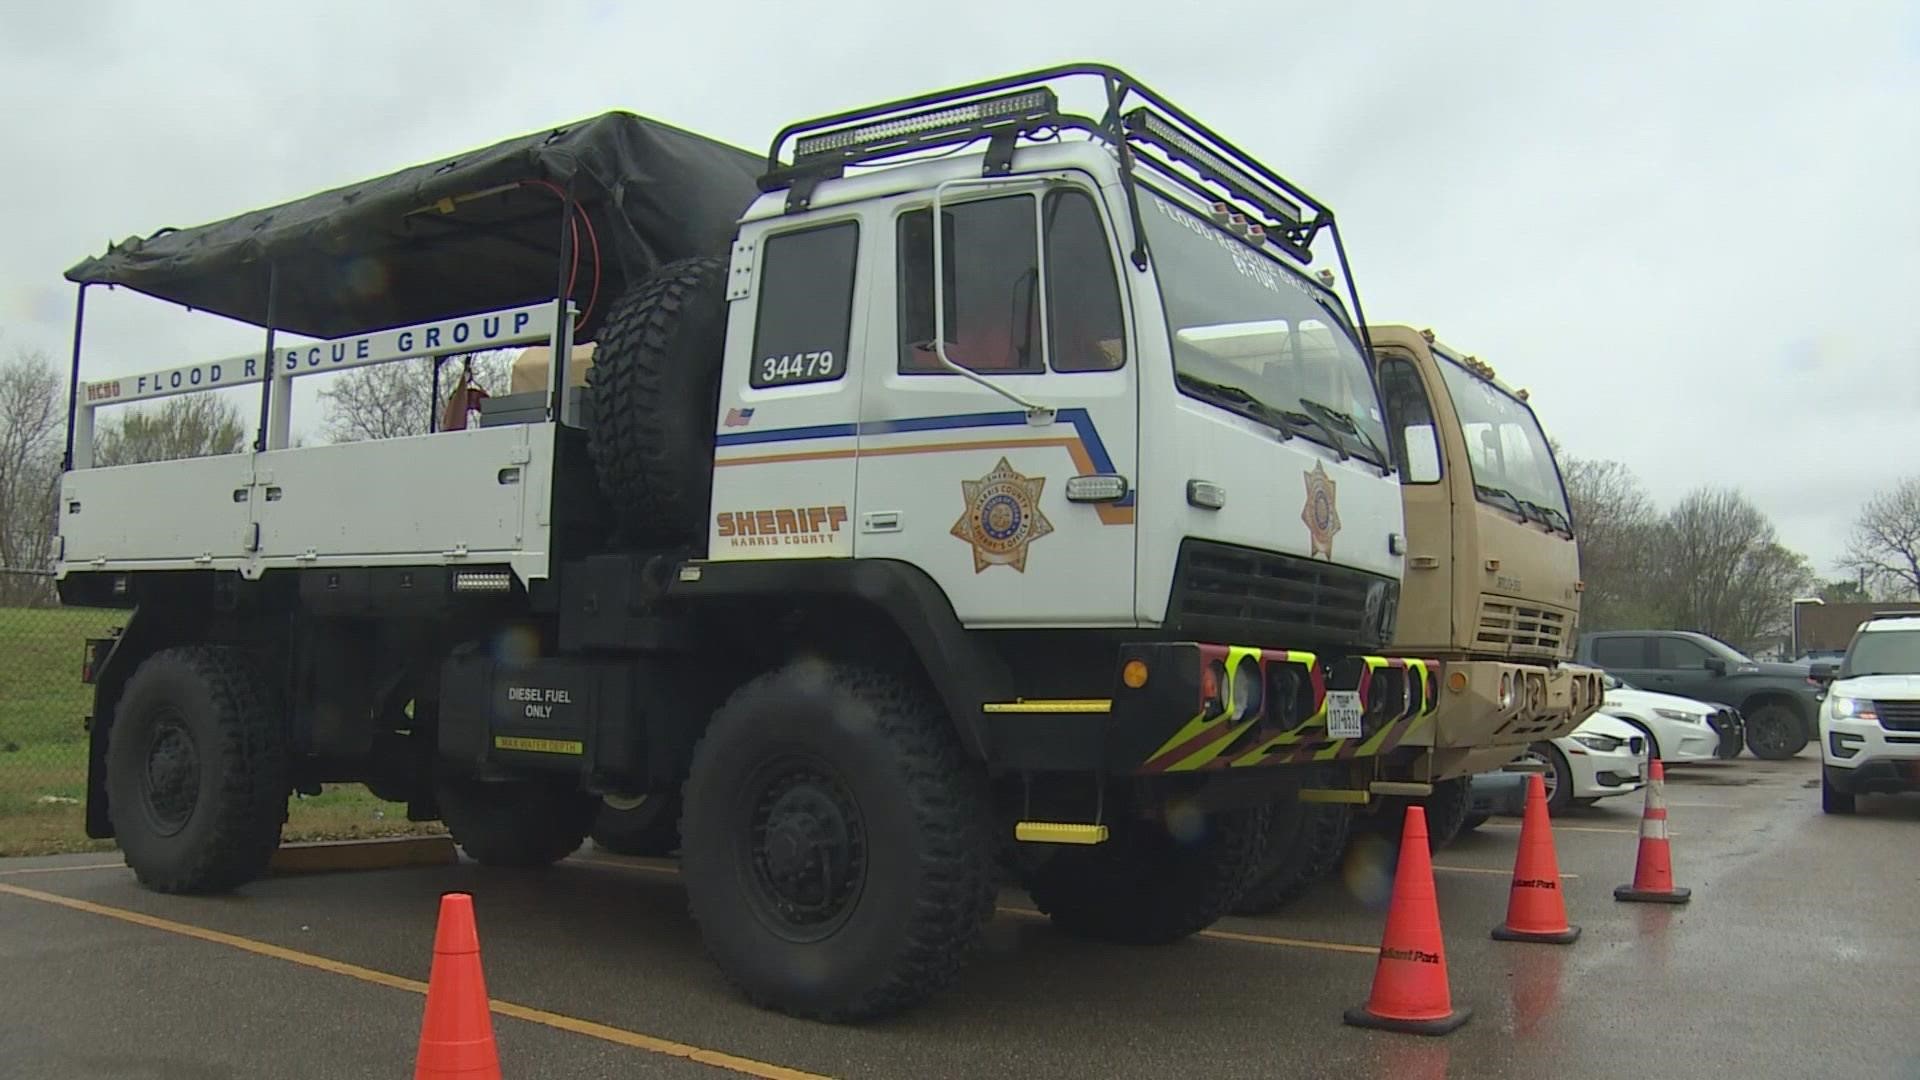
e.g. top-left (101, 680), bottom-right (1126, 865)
top-left (110, 646), bottom-right (287, 894)
top-left (681, 662), bottom-right (994, 1022)
top-left (438, 779), bottom-right (595, 868)
top-left (584, 256), bottom-right (729, 546)
top-left (1742, 701), bottom-right (1810, 761)
top-left (1232, 797), bottom-right (1353, 915)
top-left (591, 790), bottom-right (683, 856)
top-left (1022, 803), bottom-right (1269, 944)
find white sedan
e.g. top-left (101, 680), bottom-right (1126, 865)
top-left (1597, 676), bottom-right (1743, 763)
top-left (1467, 713), bottom-right (1649, 821)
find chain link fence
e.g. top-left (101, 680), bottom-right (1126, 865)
top-left (0, 569), bottom-right (442, 856)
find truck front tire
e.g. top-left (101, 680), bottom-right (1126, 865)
top-left (679, 660), bottom-right (994, 1022)
top-left (1021, 803), bottom-right (1268, 944)
top-left (106, 646), bottom-right (289, 894)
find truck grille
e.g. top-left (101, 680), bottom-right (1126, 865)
top-left (1473, 600), bottom-right (1569, 657)
top-left (1875, 700), bottom-right (1920, 732)
top-left (1165, 538), bottom-right (1397, 651)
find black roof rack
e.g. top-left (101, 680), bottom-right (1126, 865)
top-left (759, 63), bottom-right (1338, 269)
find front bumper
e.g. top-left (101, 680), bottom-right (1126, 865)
top-left (1564, 741), bottom-right (1647, 801)
top-left (1412, 660), bottom-right (1606, 780)
top-left (1822, 715), bottom-right (1920, 789)
top-left (983, 641), bottom-right (1439, 776)
top-left (1709, 707), bottom-right (1745, 758)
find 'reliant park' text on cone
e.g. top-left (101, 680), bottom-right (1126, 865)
top-left (1492, 772), bottom-right (1581, 944)
top-left (1343, 804), bottom-right (1471, 1036)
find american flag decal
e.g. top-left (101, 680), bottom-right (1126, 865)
top-left (724, 407), bottom-right (755, 428)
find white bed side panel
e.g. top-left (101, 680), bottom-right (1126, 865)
top-left (57, 454), bottom-right (257, 569)
top-left (251, 426), bottom-right (542, 572)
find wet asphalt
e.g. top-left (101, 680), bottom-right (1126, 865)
top-left (2, 749), bottom-right (1916, 1080)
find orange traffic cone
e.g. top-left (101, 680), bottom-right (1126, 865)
top-left (1343, 805), bottom-right (1471, 1035)
top-left (415, 892), bottom-right (502, 1079)
top-left (1492, 773), bottom-right (1581, 944)
top-left (1614, 759), bottom-right (1691, 904)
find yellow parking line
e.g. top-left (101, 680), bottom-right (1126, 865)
top-left (576, 856), bottom-right (1380, 957)
top-left (0, 882), bottom-right (828, 1080)
top-left (0, 861), bottom-right (126, 878)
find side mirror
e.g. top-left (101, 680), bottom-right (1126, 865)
top-left (1704, 657), bottom-right (1728, 677)
top-left (1809, 662), bottom-right (1837, 683)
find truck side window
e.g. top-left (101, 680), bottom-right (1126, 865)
top-left (1042, 189), bottom-right (1125, 372)
top-left (898, 195), bottom-right (1042, 375)
top-left (1376, 357), bottom-right (1441, 483)
top-left (1656, 638), bottom-right (1711, 669)
top-left (1591, 636), bottom-right (1643, 669)
top-left (750, 220), bottom-right (859, 389)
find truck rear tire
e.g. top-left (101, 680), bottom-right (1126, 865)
top-left (1232, 775), bottom-right (1353, 915)
top-left (436, 777), bottom-right (596, 867)
top-left (679, 660), bottom-right (994, 1022)
top-left (591, 789), bottom-right (682, 856)
top-left (1022, 803), bottom-right (1269, 944)
top-left (106, 646), bottom-right (288, 894)
top-left (584, 255), bottom-right (730, 547)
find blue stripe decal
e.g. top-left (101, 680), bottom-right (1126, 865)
top-left (714, 407), bottom-right (1132, 508)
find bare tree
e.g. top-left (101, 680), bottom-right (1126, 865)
top-left (95, 394), bottom-right (247, 467)
top-left (1843, 476), bottom-right (1920, 599)
top-left (0, 347), bottom-right (62, 604)
top-left (1559, 452), bottom-right (1662, 629)
top-left (319, 350), bottom-right (514, 443)
top-left (1652, 487), bottom-right (1813, 648)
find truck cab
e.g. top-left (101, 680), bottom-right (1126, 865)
top-left (1368, 325), bottom-right (1601, 780)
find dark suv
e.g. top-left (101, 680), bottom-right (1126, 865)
top-left (1575, 630), bottom-right (1822, 759)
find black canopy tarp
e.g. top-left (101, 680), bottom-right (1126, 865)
top-left (64, 111), bottom-right (766, 340)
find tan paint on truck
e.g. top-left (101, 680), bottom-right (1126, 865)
top-left (1367, 324), bottom-right (1603, 774)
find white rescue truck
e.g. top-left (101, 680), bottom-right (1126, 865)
top-left (59, 66), bottom-right (1435, 1021)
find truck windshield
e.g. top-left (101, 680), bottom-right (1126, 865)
top-left (1434, 354), bottom-right (1571, 529)
top-left (1844, 630), bottom-right (1920, 677)
top-left (1139, 187), bottom-right (1388, 466)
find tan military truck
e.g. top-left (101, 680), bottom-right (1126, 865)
top-left (1234, 325), bottom-right (1603, 912)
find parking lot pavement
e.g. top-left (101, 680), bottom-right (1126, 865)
top-left (4, 751), bottom-right (1917, 1080)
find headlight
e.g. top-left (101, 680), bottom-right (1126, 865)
top-left (1831, 696), bottom-right (1878, 721)
top-left (1572, 732), bottom-right (1624, 752)
top-left (1653, 708), bottom-right (1703, 724)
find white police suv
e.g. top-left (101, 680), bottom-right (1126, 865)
top-left (1818, 613), bottom-right (1920, 815)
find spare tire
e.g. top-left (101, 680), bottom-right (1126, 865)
top-left (585, 255), bottom-right (730, 546)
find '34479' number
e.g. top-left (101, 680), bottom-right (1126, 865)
top-left (756, 350), bottom-right (839, 387)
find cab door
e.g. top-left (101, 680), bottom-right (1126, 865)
top-left (854, 179), bottom-right (1138, 627)
top-left (1377, 350), bottom-right (1453, 652)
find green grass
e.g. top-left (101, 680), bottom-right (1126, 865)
top-left (0, 606), bottom-right (442, 856)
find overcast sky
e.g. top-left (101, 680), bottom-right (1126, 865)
top-left (1, 1), bottom-right (1914, 576)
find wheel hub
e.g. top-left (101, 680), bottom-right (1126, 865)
top-left (143, 717), bottom-right (200, 836)
top-left (745, 764), bottom-right (865, 941)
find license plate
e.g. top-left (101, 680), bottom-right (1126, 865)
top-left (1326, 691), bottom-right (1363, 739)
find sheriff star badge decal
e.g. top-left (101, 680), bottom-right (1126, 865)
top-left (1302, 461), bottom-right (1341, 559)
top-left (952, 457), bottom-right (1054, 573)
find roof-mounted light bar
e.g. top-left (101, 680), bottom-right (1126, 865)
top-left (794, 88), bottom-right (1060, 161)
top-left (1122, 107), bottom-right (1304, 229)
